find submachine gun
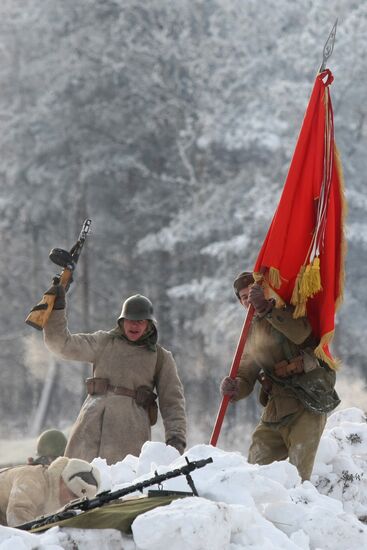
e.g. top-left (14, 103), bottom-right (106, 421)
top-left (25, 219), bottom-right (91, 330)
top-left (17, 456), bottom-right (213, 531)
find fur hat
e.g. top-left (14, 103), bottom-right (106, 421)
top-left (60, 458), bottom-right (101, 499)
top-left (233, 271), bottom-right (255, 298)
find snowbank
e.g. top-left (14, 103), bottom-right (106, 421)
top-left (0, 408), bottom-right (366, 549)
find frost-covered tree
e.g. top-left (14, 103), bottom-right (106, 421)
top-left (0, 0), bottom-right (366, 445)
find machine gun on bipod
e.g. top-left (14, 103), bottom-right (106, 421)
top-left (17, 456), bottom-right (213, 531)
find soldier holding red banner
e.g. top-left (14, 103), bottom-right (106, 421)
top-left (220, 271), bottom-right (340, 481)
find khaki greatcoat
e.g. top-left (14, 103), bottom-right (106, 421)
top-left (44, 310), bottom-right (187, 465)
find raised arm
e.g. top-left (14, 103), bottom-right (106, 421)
top-left (44, 309), bottom-right (106, 363)
top-left (248, 284), bottom-right (312, 345)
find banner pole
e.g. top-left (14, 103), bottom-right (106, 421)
top-left (210, 305), bottom-right (254, 446)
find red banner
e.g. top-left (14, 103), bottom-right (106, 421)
top-left (254, 70), bottom-right (346, 368)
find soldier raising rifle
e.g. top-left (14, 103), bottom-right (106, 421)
top-left (43, 287), bottom-right (187, 464)
top-left (26, 220), bottom-right (187, 465)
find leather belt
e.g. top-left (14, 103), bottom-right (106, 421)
top-left (85, 377), bottom-right (137, 398)
top-left (107, 385), bottom-right (136, 398)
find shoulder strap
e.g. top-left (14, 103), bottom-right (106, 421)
top-left (92, 333), bottom-right (114, 376)
top-left (154, 344), bottom-right (164, 385)
top-left (270, 326), bottom-right (295, 362)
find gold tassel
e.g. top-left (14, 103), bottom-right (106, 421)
top-left (309, 257), bottom-right (322, 295)
top-left (298, 257), bottom-right (322, 302)
top-left (291, 266), bottom-right (304, 307)
top-left (269, 267), bottom-right (281, 289)
top-left (291, 265), bottom-right (308, 318)
top-left (299, 264), bottom-right (312, 299)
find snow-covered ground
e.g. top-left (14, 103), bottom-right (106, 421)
top-left (0, 407), bottom-right (366, 549)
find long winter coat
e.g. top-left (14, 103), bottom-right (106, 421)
top-left (0, 457), bottom-right (68, 527)
top-left (235, 305), bottom-right (340, 422)
top-left (44, 310), bottom-right (187, 465)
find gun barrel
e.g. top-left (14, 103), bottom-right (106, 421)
top-left (85, 457), bottom-right (212, 508)
top-left (79, 218), bottom-right (92, 242)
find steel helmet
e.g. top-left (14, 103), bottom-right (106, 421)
top-left (37, 429), bottom-right (67, 458)
top-left (118, 294), bottom-right (156, 323)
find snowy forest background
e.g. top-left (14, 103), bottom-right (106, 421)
top-left (0, 0), bottom-right (366, 454)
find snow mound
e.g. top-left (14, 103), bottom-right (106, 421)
top-left (0, 408), bottom-right (366, 549)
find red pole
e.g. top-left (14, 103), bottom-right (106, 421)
top-left (210, 305), bottom-right (254, 446)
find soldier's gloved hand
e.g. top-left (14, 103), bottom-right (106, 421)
top-left (166, 437), bottom-right (186, 455)
top-left (44, 281), bottom-right (66, 310)
top-left (248, 284), bottom-right (274, 317)
top-left (220, 376), bottom-right (240, 401)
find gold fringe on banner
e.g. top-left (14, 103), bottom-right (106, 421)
top-left (315, 330), bottom-right (340, 370)
top-left (293, 300), bottom-right (307, 318)
top-left (334, 145), bottom-right (347, 312)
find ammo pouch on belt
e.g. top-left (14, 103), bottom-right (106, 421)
top-left (257, 370), bottom-right (273, 407)
top-left (274, 356), bottom-right (304, 378)
top-left (135, 386), bottom-right (158, 426)
top-left (85, 377), bottom-right (109, 395)
top-left (274, 349), bottom-right (321, 379)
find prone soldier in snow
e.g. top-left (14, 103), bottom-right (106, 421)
top-left (43, 287), bottom-right (187, 465)
top-left (220, 272), bottom-right (340, 481)
top-left (0, 457), bottom-right (100, 527)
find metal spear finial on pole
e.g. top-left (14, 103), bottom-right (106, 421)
top-left (319, 19), bottom-right (338, 72)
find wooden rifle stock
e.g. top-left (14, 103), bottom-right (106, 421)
top-left (25, 269), bottom-right (72, 330)
top-left (25, 218), bottom-right (91, 330)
